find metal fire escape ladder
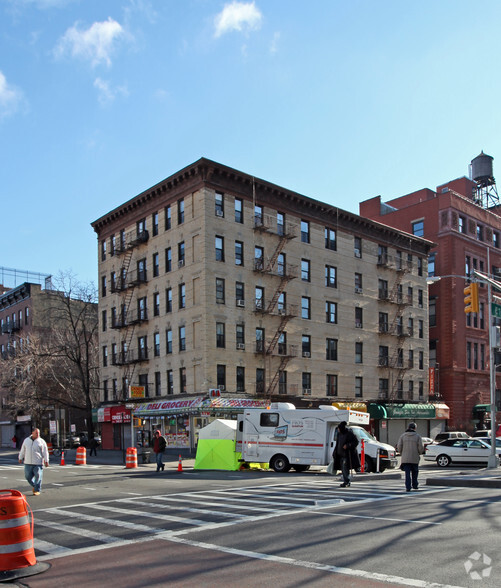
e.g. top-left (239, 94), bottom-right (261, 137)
top-left (388, 261), bottom-right (410, 399)
top-left (266, 356), bottom-right (291, 398)
top-left (118, 249), bottom-right (137, 396)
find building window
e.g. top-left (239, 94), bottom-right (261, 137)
top-left (178, 241), bottom-right (185, 266)
top-left (154, 332), bottom-right (160, 357)
top-left (165, 205), bottom-right (171, 230)
top-left (477, 224), bottom-right (484, 241)
top-left (216, 322), bottom-right (225, 348)
top-left (302, 372), bottom-right (311, 394)
top-left (153, 252), bottom-right (159, 277)
top-left (236, 281), bottom-right (245, 304)
top-left (256, 368), bottom-right (265, 394)
top-left (178, 199), bottom-right (184, 224)
top-left (277, 332), bottom-right (287, 355)
top-left (301, 220), bottom-right (310, 243)
top-left (179, 283), bottom-right (186, 309)
top-left (179, 326), bottom-right (186, 351)
top-left (236, 366), bottom-right (245, 392)
top-left (326, 374), bottom-right (338, 397)
top-left (138, 336), bottom-right (148, 361)
top-left (138, 297), bottom-right (147, 320)
top-left (493, 231), bottom-right (499, 248)
top-left (166, 329), bottom-right (172, 354)
top-left (355, 307), bottom-right (363, 328)
top-left (354, 236), bottom-right (362, 258)
top-left (235, 198), bottom-right (243, 223)
top-left (217, 364), bottom-right (226, 390)
top-left (419, 319), bottom-right (424, 338)
top-left (102, 310), bottom-right (107, 332)
top-left (419, 350), bottom-right (424, 369)
top-left (153, 292), bottom-right (160, 316)
top-left (355, 273), bottom-right (362, 293)
top-left (102, 346), bottom-right (108, 367)
top-left (326, 338), bottom-right (337, 361)
top-left (379, 378), bottom-right (389, 399)
top-left (302, 335), bottom-right (311, 357)
top-left (408, 317), bottom-right (414, 337)
top-left (101, 275), bottom-right (107, 297)
top-left (254, 204), bottom-right (263, 227)
top-left (418, 289), bottom-right (423, 308)
top-left (137, 217), bottom-right (146, 238)
top-left (458, 215), bottom-right (465, 234)
top-left (256, 328), bottom-right (265, 353)
top-left (407, 286), bottom-right (413, 305)
top-left (103, 380), bottom-right (109, 402)
top-left (152, 212), bottom-right (159, 236)
top-left (110, 234), bottom-right (116, 256)
top-left (278, 370), bottom-right (287, 395)
top-left (236, 324), bottom-right (245, 347)
top-left (301, 296), bottom-right (311, 319)
top-left (355, 377), bottom-right (363, 398)
top-left (215, 191), bottom-right (224, 217)
top-left (326, 301), bottom-right (337, 324)
top-left (179, 367), bottom-right (187, 393)
top-left (101, 239), bottom-right (106, 261)
top-left (379, 346), bottom-right (389, 367)
top-left (428, 252), bottom-right (435, 277)
top-left (216, 278), bottom-right (225, 304)
top-left (417, 257), bottom-right (423, 276)
top-left (412, 220), bottom-right (424, 237)
top-left (378, 279), bottom-right (388, 299)
top-left (277, 212), bottom-right (285, 236)
top-left (215, 236), bottom-right (224, 262)
top-left (235, 241), bottom-right (244, 265)
top-left (165, 247), bottom-right (172, 272)
top-left (277, 253), bottom-right (285, 276)
top-left (255, 286), bottom-right (264, 310)
top-left (167, 370), bottom-right (174, 394)
top-left (429, 299), bottom-right (436, 327)
top-left (301, 259), bottom-right (310, 282)
top-left (325, 265), bottom-right (337, 288)
top-left (166, 288), bottom-right (172, 313)
top-left (155, 371), bottom-right (161, 396)
top-left (355, 342), bottom-right (363, 364)
top-left (254, 246), bottom-right (264, 270)
top-left (325, 227), bottom-right (336, 251)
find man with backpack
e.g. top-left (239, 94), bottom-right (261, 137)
top-left (153, 429), bottom-right (167, 472)
top-left (333, 421), bottom-right (359, 487)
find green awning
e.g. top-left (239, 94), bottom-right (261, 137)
top-left (367, 403), bottom-right (387, 419)
top-left (384, 403), bottom-right (436, 419)
top-left (472, 404), bottom-right (491, 417)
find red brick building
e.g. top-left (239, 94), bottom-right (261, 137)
top-left (360, 174), bottom-right (501, 431)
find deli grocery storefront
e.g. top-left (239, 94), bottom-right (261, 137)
top-left (132, 396), bottom-right (269, 454)
top-left (367, 402), bottom-right (450, 446)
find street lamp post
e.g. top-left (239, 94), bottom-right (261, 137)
top-left (428, 273), bottom-right (499, 468)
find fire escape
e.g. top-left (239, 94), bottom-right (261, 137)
top-left (110, 228), bottom-right (150, 396)
top-left (253, 214), bottom-right (298, 398)
top-left (378, 254), bottom-right (412, 400)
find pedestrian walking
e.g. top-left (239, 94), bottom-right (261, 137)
top-left (18, 428), bottom-right (49, 496)
top-left (396, 422), bottom-right (424, 492)
top-left (89, 436), bottom-right (98, 457)
top-left (153, 430), bottom-right (167, 472)
top-left (333, 421), bottom-right (359, 487)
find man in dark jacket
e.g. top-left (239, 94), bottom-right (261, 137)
top-left (153, 430), bottom-right (167, 472)
top-left (333, 421), bottom-right (359, 487)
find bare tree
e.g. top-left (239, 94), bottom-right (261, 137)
top-left (0, 271), bottom-right (99, 439)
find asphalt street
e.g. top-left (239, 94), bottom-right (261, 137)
top-left (1, 449), bottom-right (500, 588)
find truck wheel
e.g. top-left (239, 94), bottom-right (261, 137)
top-left (270, 454), bottom-right (291, 473)
top-left (436, 454), bottom-right (451, 467)
top-left (364, 456), bottom-right (375, 473)
top-left (293, 465), bottom-right (310, 472)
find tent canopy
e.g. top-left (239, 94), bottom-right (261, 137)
top-left (194, 419), bottom-right (240, 471)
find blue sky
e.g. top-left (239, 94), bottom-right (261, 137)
top-left (2, 0), bottom-right (501, 286)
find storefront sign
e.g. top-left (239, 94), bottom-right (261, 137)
top-left (332, 402), bottom-right (367, 412)
top-left (129, 386), bottom-right (146, 399)
top-left (384, 404), bottom-right (436, 419)
top-left (134, 396), bottom-right (205, 415)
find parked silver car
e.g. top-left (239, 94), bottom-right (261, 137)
top-left (424, 438), bottom-right (501, 467)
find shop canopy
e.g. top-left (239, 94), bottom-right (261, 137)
top-left (472, 404), bottom-right (491, 417)
top-left (194, 419), bottom-right (241, 471)
top-left (368, 403), bottom-right (442, 420)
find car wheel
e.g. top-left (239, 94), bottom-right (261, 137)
top-left (436, 454), bottom-right (451, 467)
top-left (364, 456), bottom-right (375, 473)
top-left (270, 454), bottom-right (291, 473)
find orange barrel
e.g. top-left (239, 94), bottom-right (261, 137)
top-left (0, 489), bottom-right (36, 571)
top-left (75, 446), bottom-right (86, 466)
top-left (47, 443), bottom-right (54, 456)
top-left (126, 447), bottom-right (138, 469)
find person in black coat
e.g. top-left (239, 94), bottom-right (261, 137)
top-left (333, 421), bottom-right (360, 487)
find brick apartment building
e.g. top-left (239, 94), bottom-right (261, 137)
top-left (360, 158), bottom-right (501, 431)
top-left (92, 158), bottom-right (435, 450)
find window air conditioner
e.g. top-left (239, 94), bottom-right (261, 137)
top-left (355, 287), bottom-right (363, 294)
top-left (178, 260), bottom-right (185, 268)
top-left (236, 343), bottom-right (245, 350)
top-left (355, 251), bottom-right (362, 258)
top-left (216, 210), bottom-right (224, 217)
top-left (302, 388), bottom-right (312, 396)
top-left (302, 351), bottom-right (311, 358)
top-left (355, 322), bottom-right (363, 328)
top-left (278, 309), bottom-right (286, 315)
top-left (219, 385), bottom-right (225, 391)
top-left (236, 299), bottom-right (245, 307)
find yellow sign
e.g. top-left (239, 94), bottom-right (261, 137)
top-left (129, 385), bottom-right (145, 399)
top-left (332, 402), bottom-right (367, 412)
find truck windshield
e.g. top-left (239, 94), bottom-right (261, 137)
top-left (353, 428), bottom-right (375, 442)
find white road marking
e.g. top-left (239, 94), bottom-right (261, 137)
top-left (164, 536), bottom-right (465, 588)
top-left (35, 518), bottom-right (120, 543)
top-left (86, 503), bottom-right (207, 526)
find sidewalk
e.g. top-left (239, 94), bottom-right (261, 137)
top-left (426, 467), bottom-right (501, 488)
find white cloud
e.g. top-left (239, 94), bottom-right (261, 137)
top-left (94, 77), bottom-right (128, 106)
top-left (54, 18), bottom-right (126, 68)
top-left (0, 71), bottom-right (24, 120)
top-left (214, 1), bottom-right (262, 38)
top-left (270, 31), bottom-right (280, 54)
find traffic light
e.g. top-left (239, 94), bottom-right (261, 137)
top-left (464, 282), bottom-right (479, 313)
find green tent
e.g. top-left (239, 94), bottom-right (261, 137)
top-left (194, 419), bottom-right (241, 471)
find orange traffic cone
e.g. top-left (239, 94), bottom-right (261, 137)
top-left (60, 451), bottom-right (66, 466)
top-left (177, 454), bottom-right (183, 472)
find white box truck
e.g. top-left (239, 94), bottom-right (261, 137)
top-left (236, 402), bottom-right (397, 473)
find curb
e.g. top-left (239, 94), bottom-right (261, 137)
top-left (426, 477), bottom-right (501, 489)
